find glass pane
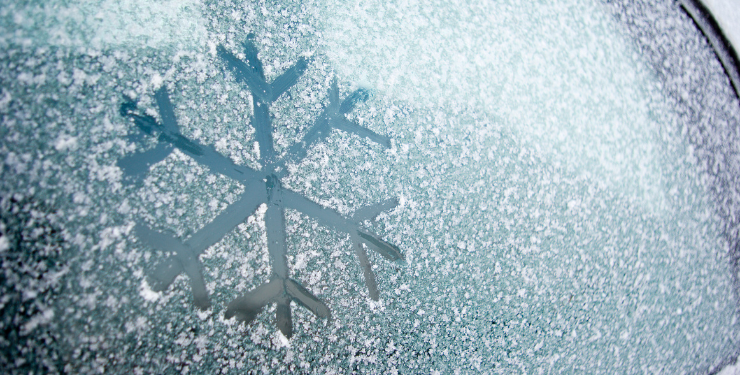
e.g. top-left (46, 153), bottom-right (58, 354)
top-left (1, 0), bottom-right (739, 373)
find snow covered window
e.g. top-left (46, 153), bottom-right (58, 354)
top-left (2, 0), bottom-right (740, 373)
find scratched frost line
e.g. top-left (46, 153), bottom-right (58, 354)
top-left (117, 34), bottom-right (405, 338)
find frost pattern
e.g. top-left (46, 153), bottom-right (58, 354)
top-left (0, 196), bottom-right (65, 373)
top-left (117, 34), bottom-right (404, 338)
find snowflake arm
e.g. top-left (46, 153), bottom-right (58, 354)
top-left (185, 182), bottom-right (268, 252)
top-left (281, 189), bottom-right (404, 263)
top-left (252, 99), bottom-right (277, 165)
top-left (269, 59), bottom-right (310, 102)
top-left (217, 35), bottom-right (309, 104)
top-left (224, 276), bottom-right (330, 338)
top-left (265, 176), bottom-right (289, 279)
top-left (119, 88), bottom-right (263, 184)
top-left (134, 224), bottom-right (211, 309)
top-left (216, 43), bottom-right (271, 103)
top-left (137, 182), bottom-right (267, 308)
top-left (217, 35), bottom-right (309, 168)
top-left (153, 87), bottom-right (264, 182)
top-left (352, 198), bottom-right (399, 222)
top-left (224, 277), bottom-right (282, 326)
top-left (225, 175), bottom-right (332, 338)
top-left (351, 233), bottom-right (380, 300)
top-left (280, 79), bottom-right (391, 168)
top-left (117, 142), bottom-right (173, 182)
top-left (350, 198), bottom-right (399, 300)
top-left (117, 101), bottom-right (174, 182)
top-left (331, 114), bottom-right (392, 148)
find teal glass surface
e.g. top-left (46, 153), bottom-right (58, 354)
top-left (1, 0), bottom-right (740, 373)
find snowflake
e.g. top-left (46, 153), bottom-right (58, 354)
top-left (117, 34), bottom-right (404, 338)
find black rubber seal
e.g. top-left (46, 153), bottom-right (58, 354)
top-left (679, 0), bottom-right (740, 100)
top-left (673, 2), bottom-right (740, 373)
top-left (678, 3), bottom-right (740, 375)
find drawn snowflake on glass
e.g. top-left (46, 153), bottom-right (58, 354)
top-left (117, 34), bottom-right (404, 338)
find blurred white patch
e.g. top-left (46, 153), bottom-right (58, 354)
top-left (21, 309), bottom-right (54, 335)
top-left (54, 134), bottom-right (78, 151)
top-left (719, 356), bottom-right (740, 375)
top-left (276, 331), bottom-right (291, 348)
top-left (139, 279), bottom-right (161, 302)
top-left (0, 89), bottom-right (11, 111)
top-left (5, 0), bottom-right (208, 49)
top-left (703, 0), bottom-right (740, 53)
top-left (0, 236), bottom-right (8, 252)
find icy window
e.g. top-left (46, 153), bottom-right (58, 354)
top-left (2, 0), bottom-right (740, 373)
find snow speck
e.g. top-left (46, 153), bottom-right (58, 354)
top-left (139, 279), bottom-right (161, 302)
top-left (54, 134), bottom-right (78, 151)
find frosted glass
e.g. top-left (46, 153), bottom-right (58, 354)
top-left (1, 0), bottom-right (739, 373)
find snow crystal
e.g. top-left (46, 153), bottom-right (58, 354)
top-left (120, 33), bottom-right (402, 336)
